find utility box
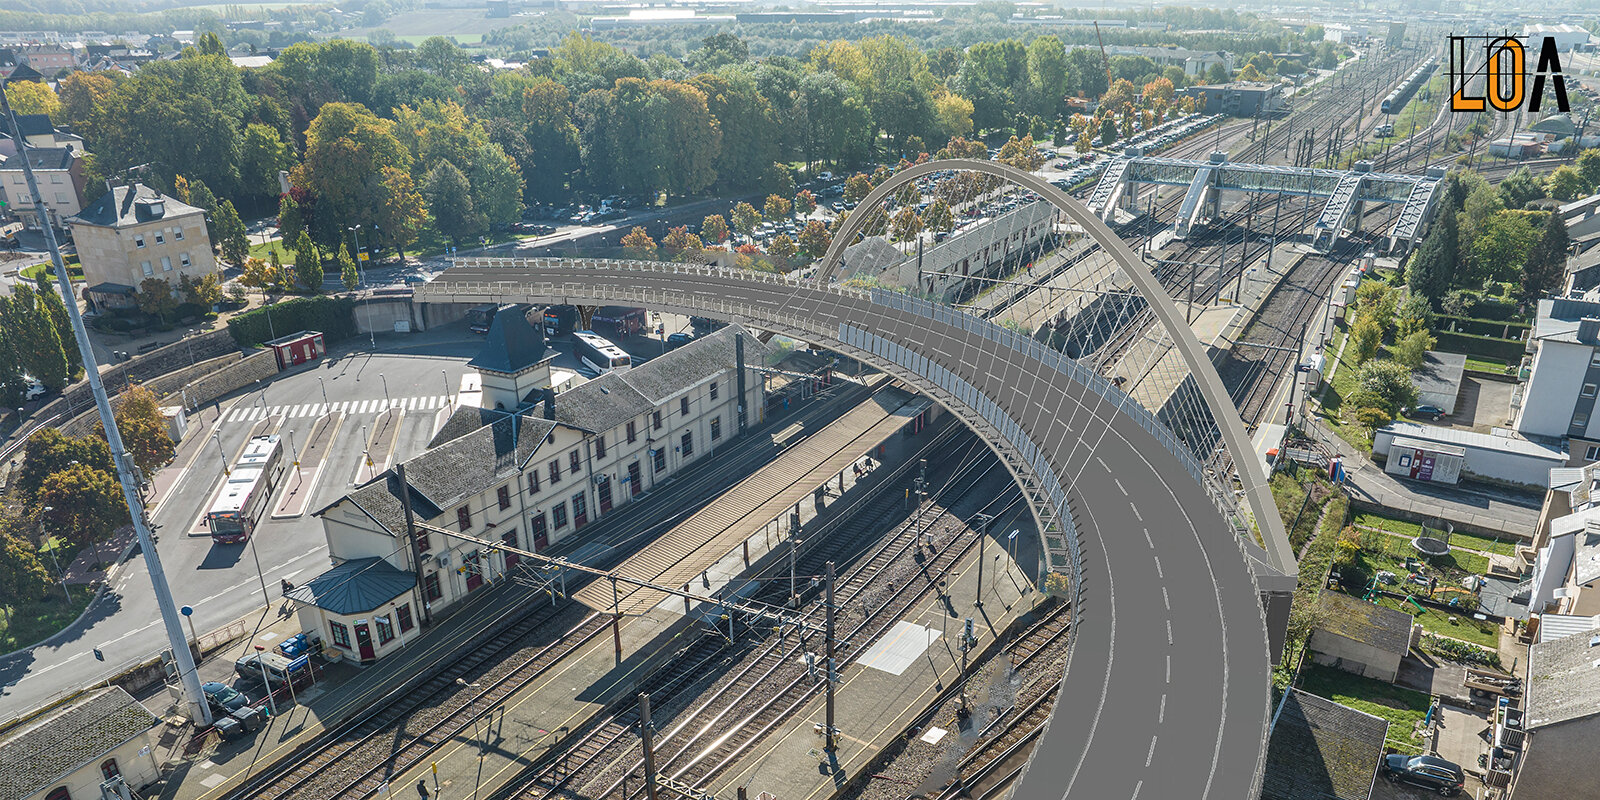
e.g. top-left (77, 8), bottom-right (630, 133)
top-left (1382, 436), bottom-right (1465, 484)
top-left (159, 405), bottom-right (188, 442)
top-left (265, 330), bottom-right (325, 371)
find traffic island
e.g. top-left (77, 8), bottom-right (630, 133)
top-left (352, 406), bottom-right (403, 486)
top-left (272, 411), bottom-right (343, 519)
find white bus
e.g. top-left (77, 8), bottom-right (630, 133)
top-left (208, 435), bottom-right (286, 544)
top-left (572, 330), bottom-right (631, 374)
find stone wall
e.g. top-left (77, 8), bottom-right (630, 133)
top-left (40, 329), bottom-right (238, 421)
top-left (167, 349), bottom-right (281, 410)
top-left (353, 296), bottom-right (417, 334)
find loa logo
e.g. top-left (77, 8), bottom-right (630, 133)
top-left (1448, 35), bottom-right (1570, 113)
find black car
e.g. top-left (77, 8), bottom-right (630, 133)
top-left (666, 332), bottom-right (694, 349)
top-left (1383, 754), bottom-right (1464, 796)
top-left (202, 681), bottom-right (248, 714)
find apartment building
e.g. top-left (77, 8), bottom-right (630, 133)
top-left (65, 183), bottom-right (217, 310)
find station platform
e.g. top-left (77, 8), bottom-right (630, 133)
top-left (707, 530), bottom-right (1041, 800)
top-left (576, 383), bottom-right (932, 616)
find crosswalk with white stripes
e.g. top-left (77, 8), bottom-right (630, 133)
top-left (222, 395), bottom-right (451, 422)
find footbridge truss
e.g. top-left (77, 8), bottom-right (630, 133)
top-left (1084, 152), bottom-right (1447, 252)
top-left (419, 159), bottom-right (1299, 798)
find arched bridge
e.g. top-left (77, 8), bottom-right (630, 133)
top-left (417, 160), bottom-right (1297, 799)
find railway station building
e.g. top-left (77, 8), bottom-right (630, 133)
top-left (0, 686), bottom-right (162, 800)
top-left (304, 321), bottom-right (767, 663)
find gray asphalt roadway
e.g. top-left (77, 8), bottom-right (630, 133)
top-left (0, 331), bottom-right (488, 721)
top-left (420, 261), bottom-right (1274, 799)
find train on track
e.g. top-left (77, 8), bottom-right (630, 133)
top-left (1381, 57), bottom-right (1438, 115)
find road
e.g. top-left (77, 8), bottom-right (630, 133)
top-left (0, 329), bottom-right (491, 720)
top-left (419, 259), bottom-right (1276, 798)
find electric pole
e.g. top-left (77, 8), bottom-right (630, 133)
top-left (1, 84), bottom-right (212, 726)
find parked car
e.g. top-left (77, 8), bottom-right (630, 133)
top-left (1406, 405), bottom-right (1447, 421)
top-left (202, 681), bottom-right (248, 714)
top-left (23, 376), bottom-right (45, 401)
top-left (666, 332), bottom-right (694, 349)
top-left (1382, 754), bottom-right (1464, 796)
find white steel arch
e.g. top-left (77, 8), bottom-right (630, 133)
top-left (819, 157), bottom-right (1296, 578)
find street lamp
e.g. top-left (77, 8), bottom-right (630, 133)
top-left (186, 329), bottom-right (197, 365)
top-left (39, 506), bottom-right (69, 602)
top-left (213, 432), bottom-right (230, 477)
top-left (256, 380), bottom-right (269, 420)
top-left (442, 369), bottom-right (451, 407)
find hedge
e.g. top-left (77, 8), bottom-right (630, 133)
top-left (227, 296), bottom-right (356, 348)
top-left (1433, 330), bottom-right (1527, 362)
top-left (1435, 314), bottom-right (1530, 339)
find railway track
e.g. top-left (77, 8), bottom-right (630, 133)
top-left (500, 439), bottom-right (1017, 800)
top-left (220, 380), bottom-right (885, 800)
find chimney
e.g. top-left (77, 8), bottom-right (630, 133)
top-left (1580, 318), bottom-right (1600, 344)
top-left (542, 388), bottom-right (555, 421)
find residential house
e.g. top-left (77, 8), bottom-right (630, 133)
top-left (0, 686), bottom-right (162, 800)
top-left (0, 146), bottom-right (88, 232)
top-left (1259, 689), bottom-right (1388, 800)
top-left (1515, 296), bottom-right (1600, 459)
top-left (1525, 460), bottom-right (1600, 618)
top-left (8, 44), bottom-right (78, 77)
top-left (1507, 630), bottom-right (1600, 798)
top-left (65, 183), bottom-right (217, 311)
top-left (301, 320), bottom-right (767, 662)
top-left (1308, 590), bottom-right (1417, 683)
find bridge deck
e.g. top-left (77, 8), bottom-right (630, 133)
top-left (573, 382), bottom-right (930, 615)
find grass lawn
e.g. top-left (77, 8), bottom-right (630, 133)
top-left (1316, 324), bottom-right (1375, 453)
top-left (1298, 662), bottom-right (1431, 754)
top-left (0, 592), bottom-right (94, 652)
top-left (249, 239), bottom-right (293, 264)
top-left (1370, 592), bottom-right (1500, 648)
top-left (1464, 355), bottom-right (1513, 375)
top-left (1353, 511), bottom-right (1519, 556)
top-left (20, 257), bottom-right (83, 283)
top-left (1357, 530), bottom-right (1490, 582)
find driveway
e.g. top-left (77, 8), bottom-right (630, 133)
top-left (1448, 377), bottom-right (1515, 433)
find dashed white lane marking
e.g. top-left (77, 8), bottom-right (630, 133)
top-left (1143, 528), bottom-right (1153, 549)
top-left (1153, 556), bottom-right (1163, 578)
top-left (1162, 587), bottom-right (1170, 610)
top-left (1166, 654), bottom-right (1171, 683)
top-left (1159, 694), bottom-right (1167, 723)
top-left (1146, 735), bottom-right (1158, 767)
top-left (1114, 478), bottom-right (1127, 496)
top-left (1166, 620), bottom-right (1173, 645)
top-left (1131, 505), bottom-right (1142, 521)
top-left (1131, 781), bottom-right (1143, 800)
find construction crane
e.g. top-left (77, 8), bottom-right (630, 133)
top-left (1093, 21), bottom-right (1114, 93)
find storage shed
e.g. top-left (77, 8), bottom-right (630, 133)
top-left (1309, 590), bottom-right (1417, 683)
top-left (1382, 436), bottom-right (1465, 484)
top-left (1373, 422), bottom-right (1568, 489)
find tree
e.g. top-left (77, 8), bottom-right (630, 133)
top-left (769, 234), bottom-right (798, 261)
top-left (701, 214), bottom-right (730, 244)
top-left (1471, 212), bottom-right (1540, 285)
top-left (267, 248), bottom-right (287, 293)
top-left (932, 92), bottom-right (975, 140)
top-left (925, 199), bottom-right (955, 233)
top-left (136, 277), bottom-right (180, 321)
top-left (1142, 77), bottom-right (1176, 106)
top-left (1497, 166), bottom-right (1546, 210)
top-left (1392, 330), bottom-right (1437, 369)
top-left (798, 220), bottom-right (832, 258)
top-left (111, 385), bottom-right (175, 475)
top-left (16, 428), bottom-right (112, 498)
top-left (1578, 148), bottom-right (1600, 195)
top-left (240, 257), bottom-right (272, 294)
top-left (423, 160), bottom-right (483, 241)
top-left (1350, 313), bottom-right (1383, 365)
top-left (3, 287), bottom-right (68, 392)
top-left (1394, 294), bottom-right (1433, 339)
top-left (5, 80), bottom-right (61, 121)
top-left (844, 173), bottom-right (874, 203)
top-left (215, 199), bottom-right (249, 268)
top-left (1547, 165), bottom-right (1588, 202)
top-left (731, 202), bottom-right (762, 236)
top-left (662, 226), bottom-right (703, 257)
top-left (187, 272), bottom-right (224, 307)
top-left (239, 123), bottom-right (295, 203)
top-left (794, 190), bottom-right (818, 216)
top-left (890, 208), bottom-right (923, 242)
top-left (1522, 210), bottom-right (1571, 303)
top-left (278, 191), bottom-right (307, 244)
top-left (1405, 210), bottom-right (1457, 305)
top-left (294, 232), bottom-right (322, 292)
top-left (621, 226), bottom-right (657, 258)
top-left (0, 530), bottom-right (52, 604)
top-left (764, 194), bottom-right (793, 221)
top-left (338, 244), bottom-right (359, 291)
top-left (1099, 117), bottom-right (1118, 146)
top-left (1354, 359), bottom-right (1418, 414)
top-left (37, 463), bottom-right (128, 547)
top-left (55, 72), bottom-right (116, 133)
top-left (1205, 62), bottom-right (1231, 84)
top-left (34, 282), bottom-right (81, 381)
top-left (89, 55), bottom-right (249, 197)
top-left (293, 102), bottom-right (421, 251)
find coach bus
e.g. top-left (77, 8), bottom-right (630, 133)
top-left (207, 435), bottom-right (286, 544)
top-left (572, 330), bottom-right (631, 374)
